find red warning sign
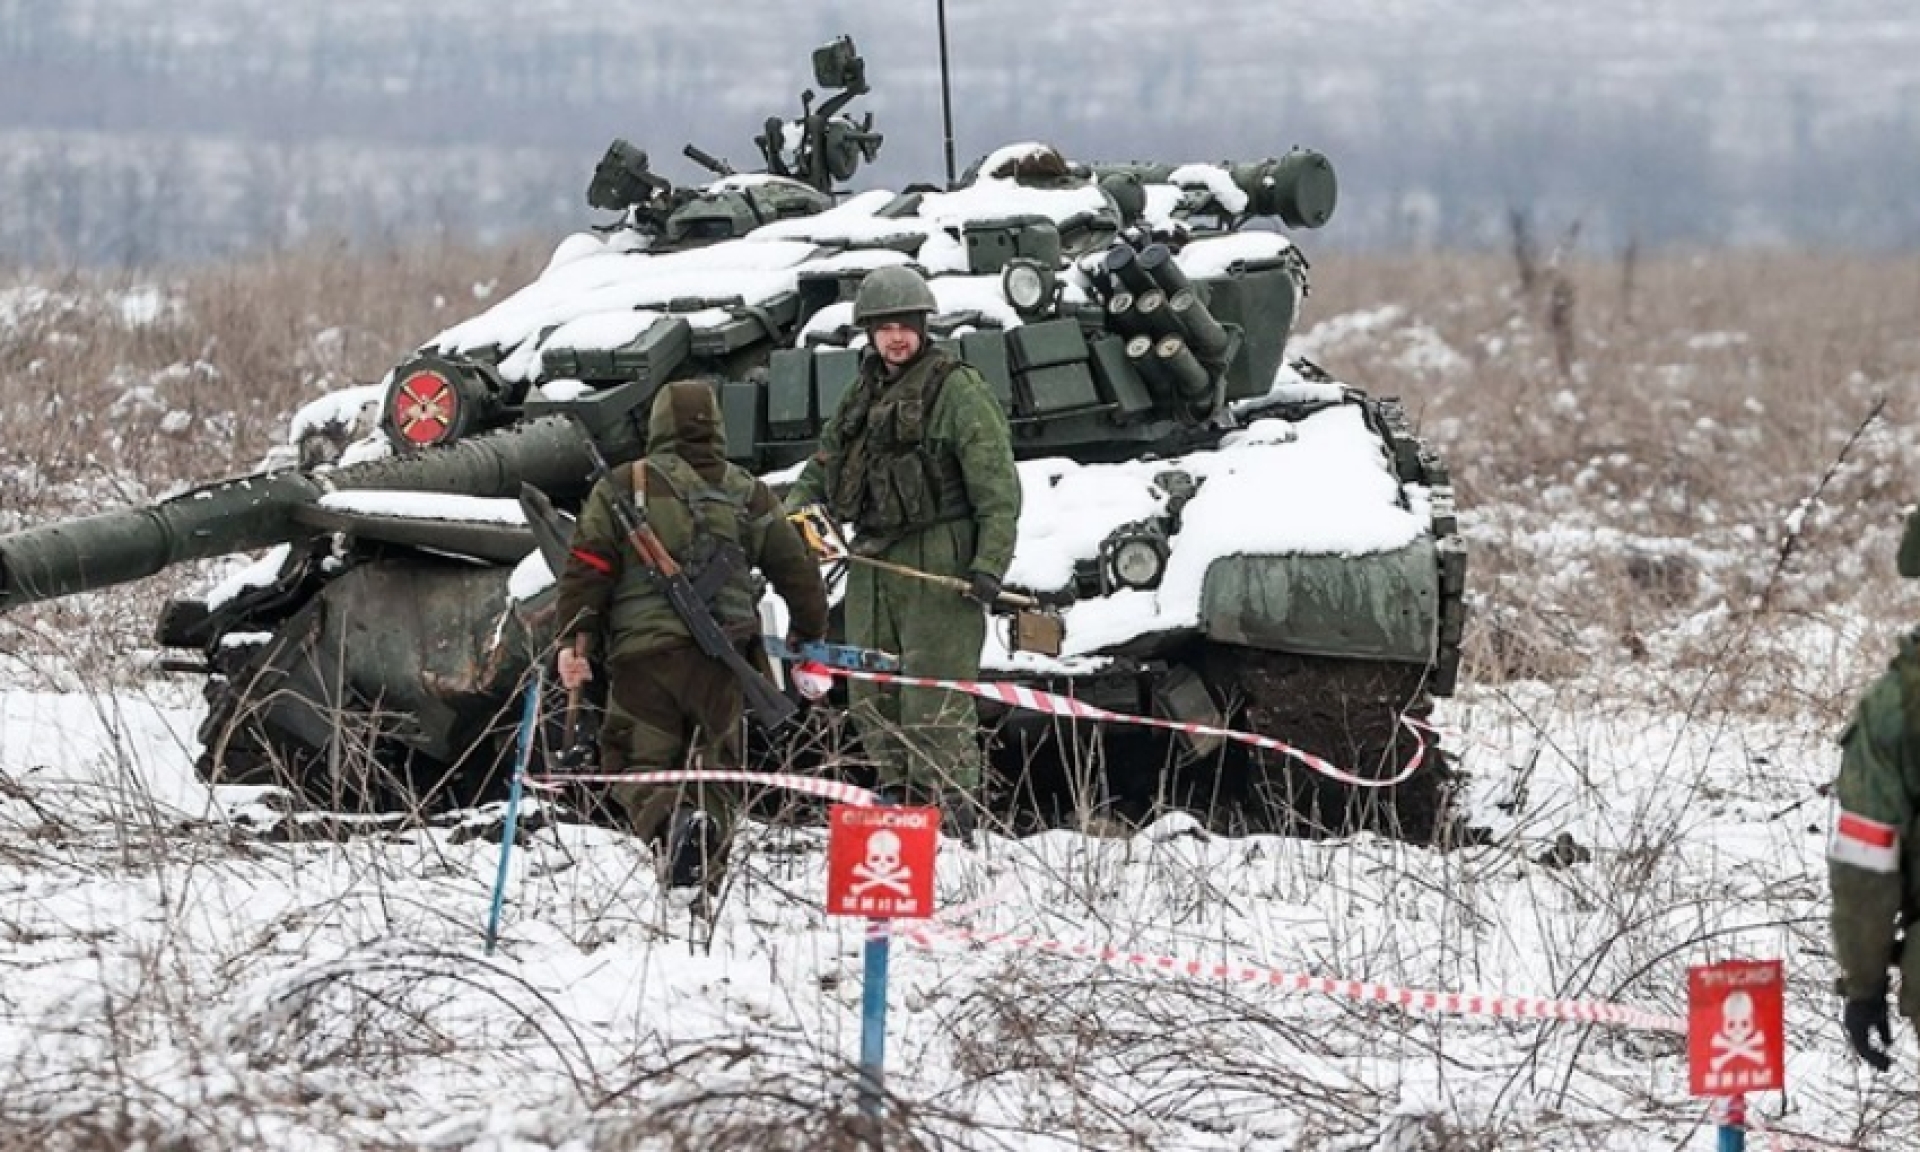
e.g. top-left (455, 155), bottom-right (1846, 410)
top-left (1688, 959), bottom-right (1785, 1096)
top-left (826, 804), bottom-right (939, 919)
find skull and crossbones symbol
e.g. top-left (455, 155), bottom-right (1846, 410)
top-left (849, 830), bottom-right (913, 898)
top-left (1709, 991), bottom-right (1766, 1071)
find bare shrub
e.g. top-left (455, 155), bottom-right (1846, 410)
top-left (1, 239), bottom-right (539, 681)
top-left (219, 943), bottom-right (597, 1084)
top-left (594, 1040), bottom-right (958, 1152)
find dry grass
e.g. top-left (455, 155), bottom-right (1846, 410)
top-left (1309, 247), bottom-right (1920, 711)
top-left (5, 239), bottom-right (1919, 698)
top-left (5, 238), bottom-right (1918, 1151)
top-left (0, 239), bottom-right (539, 674)
top-left (0, 240), bottom-right (538, 517)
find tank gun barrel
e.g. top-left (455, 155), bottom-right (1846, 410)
top-left (0, 415), bottom-right (598, 612)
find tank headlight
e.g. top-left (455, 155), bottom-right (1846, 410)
top-left (1101, 523), bottom-right (1170, 591)
top-left (1001, 258), bottom-right (1055, 316)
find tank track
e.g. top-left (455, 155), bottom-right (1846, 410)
top-left (1201, 648), bottom-right (1458, 843)
top-left (192, 638), bottom-right (1457, 846)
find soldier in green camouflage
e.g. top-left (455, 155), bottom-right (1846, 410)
top-left (1828, 509), bottom-right (1920, 1071)
top-left (784, 265), bottom-right (1022, 835)
top-left (556, 379), bottom-right (829, 898)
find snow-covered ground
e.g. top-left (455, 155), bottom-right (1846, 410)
top-left (0, 626), bottom-right (1897, 1149)
top-left (6, 253), bottom-right (1917, 1147)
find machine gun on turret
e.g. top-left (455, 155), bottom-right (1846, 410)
top-left (584, 36), bottom-right (883, 245)
top-left (754, 35), bottom-right (885, 194)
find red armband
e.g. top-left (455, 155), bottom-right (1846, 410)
top-left (569, 546), bottom-right (615, 577)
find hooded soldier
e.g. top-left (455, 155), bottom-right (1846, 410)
top-left (555, 378), bottom-right (829, 900)
top-left (783, 265), bottom-right (1021, 837)
top-left (1830, 507), bottom-right (1920, 1070)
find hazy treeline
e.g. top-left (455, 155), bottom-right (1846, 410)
top-left (3, 0), bottom-right (1918, 265)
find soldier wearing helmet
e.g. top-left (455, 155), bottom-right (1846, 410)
top-left (784, 264), bottom-right (1021, 839)
top-left (1829, 508), bottom-right (1920, 1071)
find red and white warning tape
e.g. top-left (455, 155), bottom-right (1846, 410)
top-left (897, 919), bottom-right (1687, 1033)
top-left (525, 766), bottom-right (1688, 1037)
top-left (527, 767), bottom-right (882, 808)
top-left (822, 665), bottom-right (1434, 789)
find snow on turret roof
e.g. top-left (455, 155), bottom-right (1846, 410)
top-left (1175, 232), bottom-right (1294, 277)
top-left (708, 172), bottom-right (814, 191)
top-left (1168, 163), bottom-right (1250, 215)
top-left (747, 189), bottom-right (927, 246)
top-left (915, 174), bottom-right (1110, 230)
top-left (431, 236), bottom-right (819, 368)
top-left (414, 149), bottom-right (1292, 388)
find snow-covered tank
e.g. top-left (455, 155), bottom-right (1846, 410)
top-left (0, 37), bottom-right (1465, 839)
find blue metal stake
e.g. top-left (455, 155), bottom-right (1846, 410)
top-left (484, 670), bottom-right (542, 955)
top-left (859, 917), bottom-right (892, 1127)
top-left (856, 788), bottom-right (899, 1143)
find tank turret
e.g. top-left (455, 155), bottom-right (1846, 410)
top-left (0, 36), bottom-right (1465, 839)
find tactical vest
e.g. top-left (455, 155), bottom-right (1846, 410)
top-left (827, 349), bottom-right (974, 537)
top-left (614, 455), bottom-right (765, 643)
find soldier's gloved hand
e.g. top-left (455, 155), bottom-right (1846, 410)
top-left (963, 571), bottom-right (1002, 607)
top-left (787, 503), bottom-right (845, 561)
top-left (1844, 993), bottom-right (1894, 1071)
top-left (557, 646), bottom-right (593, 691)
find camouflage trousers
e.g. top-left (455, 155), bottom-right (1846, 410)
top-left (844, 527), bottom-right (988, 794)
top-left (599, 645), bottom-right (743, 855)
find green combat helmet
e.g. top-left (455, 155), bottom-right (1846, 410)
top-left (851, 265), bottom-right (937, 325)
top-left (1900, 508), bottom-right (1920, 578)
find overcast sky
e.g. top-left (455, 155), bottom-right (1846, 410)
top-left (4, 0), bottom-right (1917, 262)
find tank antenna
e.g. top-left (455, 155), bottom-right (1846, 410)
top-left (937, 0), bottom-right (957, 186)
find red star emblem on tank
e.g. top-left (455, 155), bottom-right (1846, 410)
top-left (392, 370), bottom-right (458, 446)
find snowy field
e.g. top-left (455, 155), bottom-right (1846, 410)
top-left (6, 253), bottom-right (1920, 1148)
top-left (0, 605), bottom-right (1903, 1150)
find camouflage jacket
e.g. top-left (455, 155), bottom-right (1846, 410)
top-left (556, 381), bottom-right (828, 662)
top-left (1829, 630), bottom-right (1920, 1012)
top-left (785, 346), bottom-right (1020, 581)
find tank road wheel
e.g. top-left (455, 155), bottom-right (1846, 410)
top-left (1201, 649), bottom-right (1459, 844)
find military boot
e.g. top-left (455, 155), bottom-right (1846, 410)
top-left (663, 806), bottom-right (725, 906)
